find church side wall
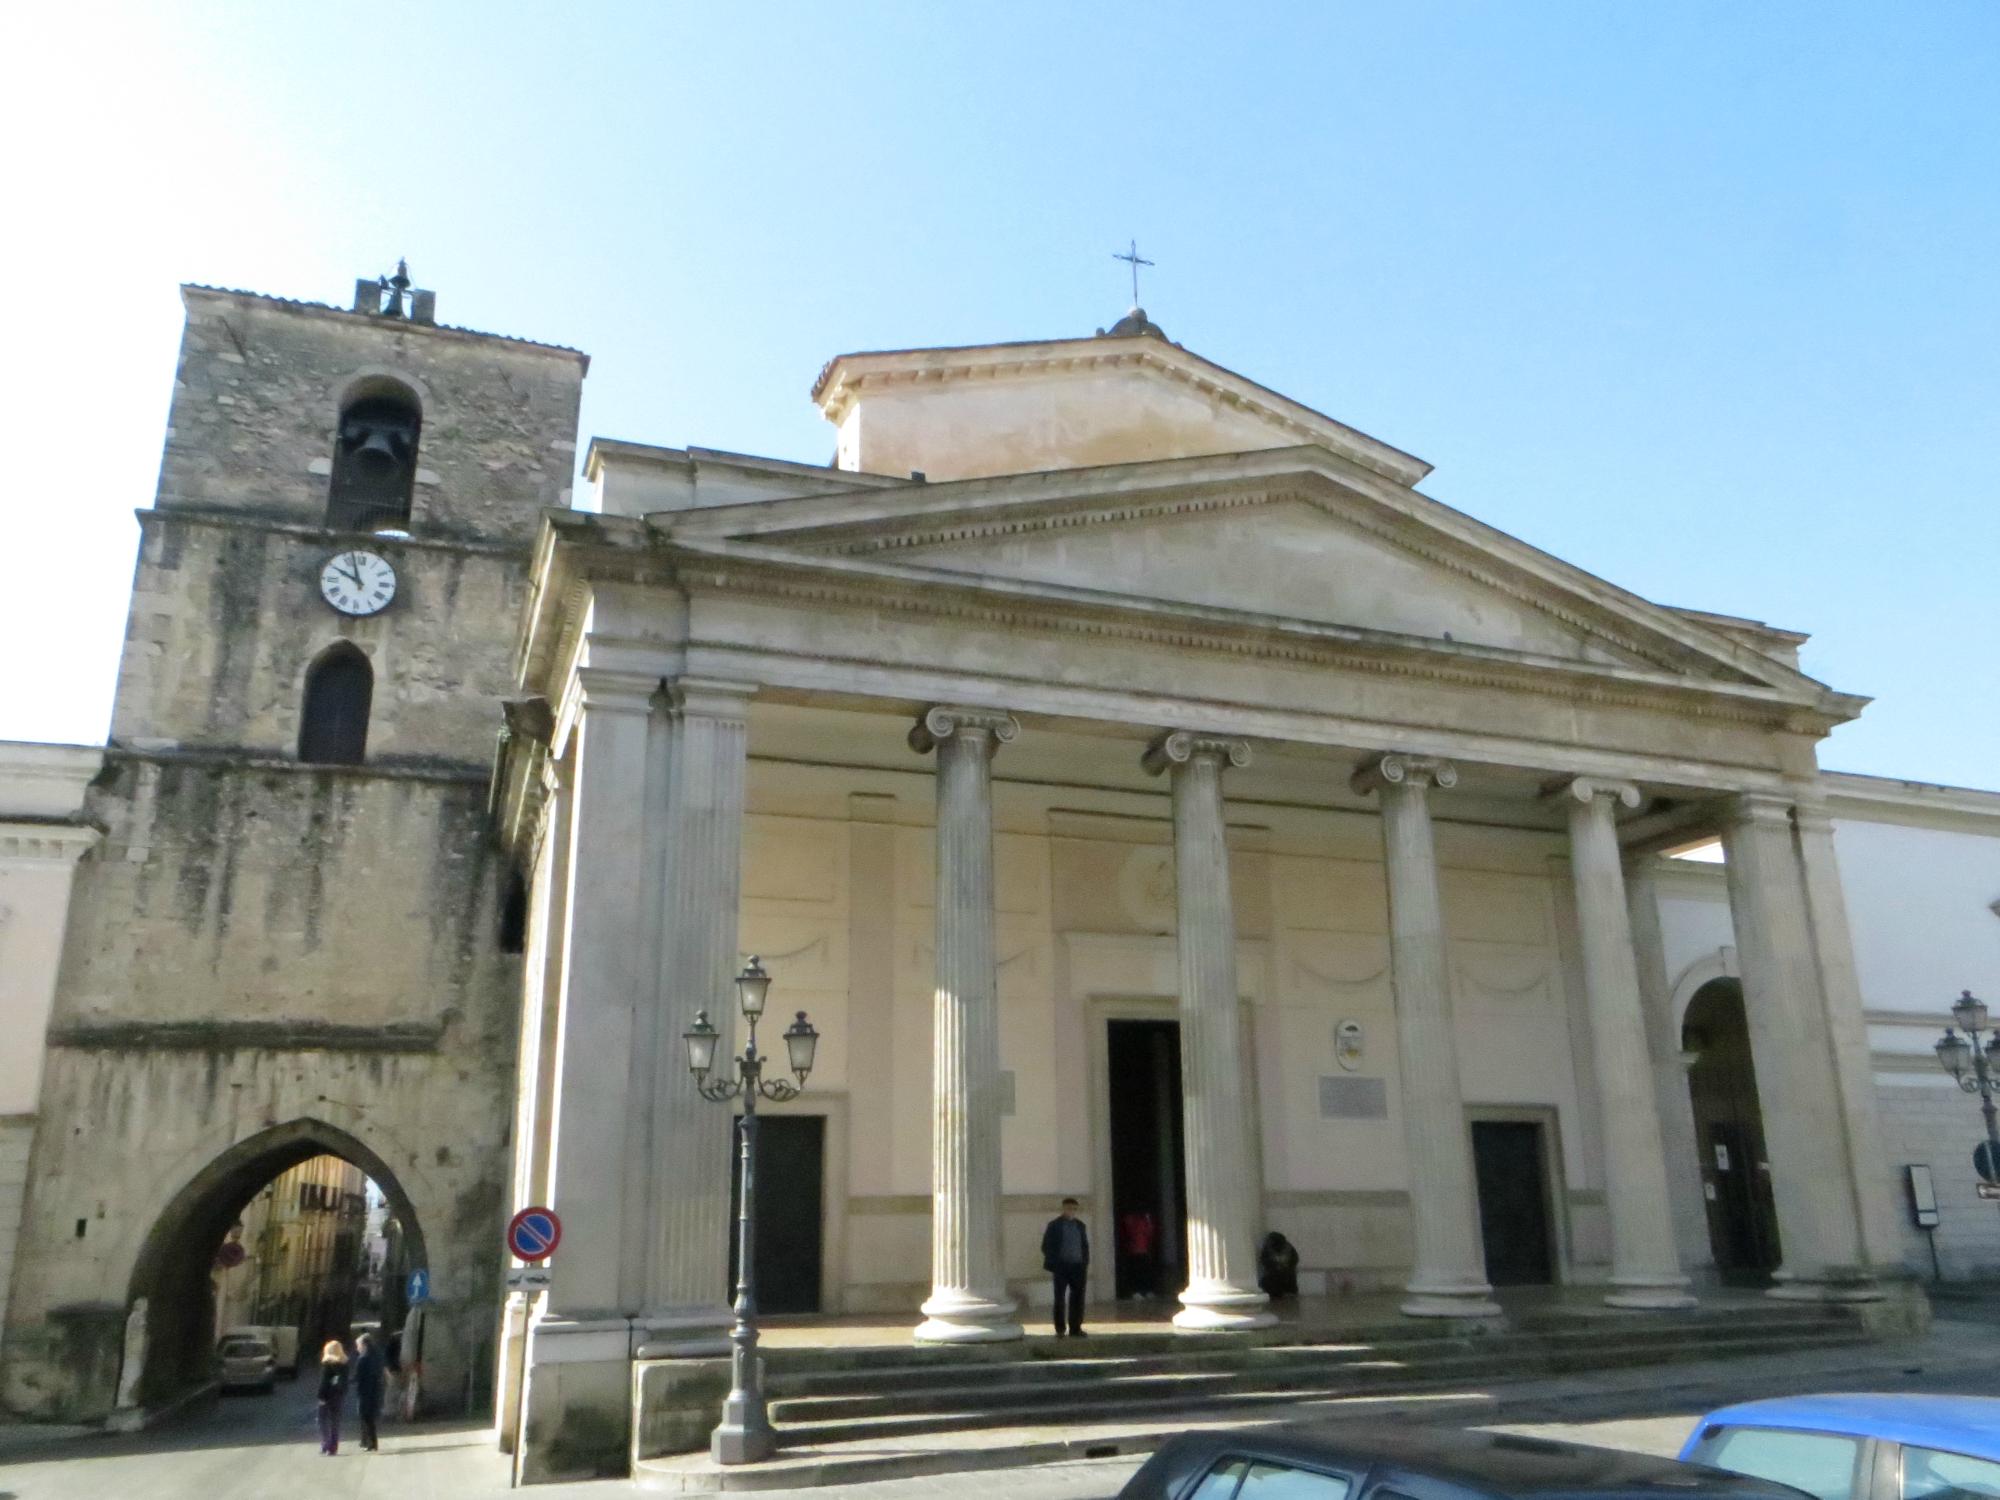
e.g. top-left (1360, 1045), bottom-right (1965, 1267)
top-left (1834, 812), bottom-right (2000, 1278)
top-left (736, 753), bottom-right (1605, 1314)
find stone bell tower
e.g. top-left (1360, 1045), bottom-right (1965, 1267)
top-left (0, 267), bottom-right (585, 1422)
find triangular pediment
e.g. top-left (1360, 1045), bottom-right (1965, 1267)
top-left (660, 447), bottom-right (1844, 701)
top-left (888, 494), bottom-right (1653, 669)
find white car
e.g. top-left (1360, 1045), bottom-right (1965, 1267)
top-left (215, 1335), bottom-right (276, 1393)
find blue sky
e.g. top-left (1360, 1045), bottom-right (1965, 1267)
top-left (4, 3), bottom-right (1994, 785)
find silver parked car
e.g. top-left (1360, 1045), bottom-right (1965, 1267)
top-left (215, 1335), bottom-right (276, 1393)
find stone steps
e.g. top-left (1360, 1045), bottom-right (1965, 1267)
top-left (765, 1324), bottom-right (1863, 1445)
top-left (761, 1308), bottom-right (1848, 1401)
top-left (634, 1301), bottom-right (1899, 1492)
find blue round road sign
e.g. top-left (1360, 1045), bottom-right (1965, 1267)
top-left (407, 1267), bottom-right (430, 1305)
top-left (508, 1206), bottom-right (561, 1263)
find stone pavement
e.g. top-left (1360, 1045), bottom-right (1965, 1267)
top-left (3, 1311), bottom-right (1996, 1500)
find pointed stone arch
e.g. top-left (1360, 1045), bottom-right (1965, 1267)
top-left (122, 1117), bottom-right (427, 1408)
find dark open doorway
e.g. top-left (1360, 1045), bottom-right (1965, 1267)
top-left (1470, 1118), bottom-right (1557, 1286)
top-left (1107, 1019), bottom-right (1188, 1301)
top-left (728, 1114), bottom-right (826, 1314)
top-left (1683, 977), bottom-right (1782, 1282)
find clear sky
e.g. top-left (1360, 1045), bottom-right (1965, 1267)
top-left (3, 3), bottom-right (1993, 786)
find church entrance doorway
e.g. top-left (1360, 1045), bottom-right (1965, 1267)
top-left (123, 1119), bottom-right (422, 1417)
top-left (1682, 978), bottom-right (1782, 1282)
top-left (1470, 1118), bottom-right (1557, 1286)
top-left (728, 1113), bottom-right (825, 1314)
top-left (1106, 1019), bottom-right (1189, 1302)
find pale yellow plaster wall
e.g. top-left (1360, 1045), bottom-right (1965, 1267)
top-left (738, 746), bottom-right (1597, 1308)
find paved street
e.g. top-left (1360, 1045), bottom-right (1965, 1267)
top-left (4, 1312), bottom-right (1998, 1500)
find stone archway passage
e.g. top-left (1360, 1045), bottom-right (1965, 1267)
top-left (123, 1118), bottom-right (427, 1410)
top-left (1681, 979), bottom-right (1783, 1282)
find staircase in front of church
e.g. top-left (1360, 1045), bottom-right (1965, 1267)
top-left (635, 1300), bottom-right (1898, 1491)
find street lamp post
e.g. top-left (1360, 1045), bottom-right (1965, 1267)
top-left (1934, 989), bottom-right (2000, 1200)
top-left (684, 957), bottom-right (819, 1466)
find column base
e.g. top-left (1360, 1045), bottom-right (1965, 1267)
top-left (1174, 1282), bottom-right (1277, 1332)
top-left (1604, 1279), bottom-right (1699, 1311)
top-left (631, 1306), bottom-right (731, 1360)
top-left (1401, 1277), bottom-right (1502, 1319)
top-left (914, 1288), bottom-right (1023, 1344)
top-left (1766, 1271), bottom-right (1884, 1304)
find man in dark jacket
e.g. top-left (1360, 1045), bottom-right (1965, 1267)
top-left (1040, 1197), bottom-right (1089, 1337)
top-left (353, 1331), bottom-right (387, 1451)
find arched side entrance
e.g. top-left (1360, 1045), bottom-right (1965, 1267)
top-left (124, 1118), bottom-right (428, 1408)
top-left (1681, 979), bottom-right (1782, 1282)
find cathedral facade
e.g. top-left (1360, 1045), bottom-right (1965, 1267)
top-left (4, 274), bottom-right (1998, 1483)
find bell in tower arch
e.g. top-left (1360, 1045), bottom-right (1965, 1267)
top-left (326, 393), bottom-right (421, 533)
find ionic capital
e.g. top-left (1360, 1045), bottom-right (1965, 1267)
top-left (1142, 730), bottom-right (1251, 777)
top-left (1351, 752), bottom-right (1457, 797)
top-left (909, 705), bottom-right (1019, 756)
top-left (1543, 775), bottom-right (1642, 811)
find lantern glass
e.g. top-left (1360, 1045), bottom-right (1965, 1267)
top-left (1954, 991), bottom-right (1989, 1034)
top-left (684, 1010), bottom-right (720, 1078)
top-left (1937, 1028), bottom-right (1973, 1080)
top-left (736, 956), bottom-right (772, 1021)
top-left (783, 1011), bottom-right (819, 1079)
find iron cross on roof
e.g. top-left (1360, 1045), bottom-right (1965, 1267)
top-left (1112, 238), bottom-right (1154, 307)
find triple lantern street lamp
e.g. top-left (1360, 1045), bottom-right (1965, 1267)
top-left (1935, 990), bottom-right (2000, 1184)
top-left (683, 957), bottom-right (818, 1466)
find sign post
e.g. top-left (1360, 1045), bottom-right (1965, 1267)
top-left (504, 1208), bottom-right (560, 1490)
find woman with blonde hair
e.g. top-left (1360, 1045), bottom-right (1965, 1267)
top-left (315, 1338), bottom-right (350, 1455)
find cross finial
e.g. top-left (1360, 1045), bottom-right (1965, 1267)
top-left (1112, 238), bottom-right (1154, 308)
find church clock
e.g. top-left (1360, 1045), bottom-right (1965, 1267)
top-left (318, 549), bottom-right (397, 616)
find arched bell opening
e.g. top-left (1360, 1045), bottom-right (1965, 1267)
top-left (326, 379), bottom-right (421, 533)
top-left (121, 1118), bottom-right (427, 1411)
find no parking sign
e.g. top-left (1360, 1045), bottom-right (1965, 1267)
top-left (507, 1206), bottom-right (561, 1263)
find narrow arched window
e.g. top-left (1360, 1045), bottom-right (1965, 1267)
top-left (327, 385), bottom-right (421, 532)
top-left (298, 644), bottom-right (373, 765)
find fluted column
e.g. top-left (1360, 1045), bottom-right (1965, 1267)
top-left (910, 706), bottom-right (1023, 1344)
top-left (1353, 753), bottom-right (1500, 1318)
top-left (542, 668), bottom-right (658, 1324)
top-left (1721, 792), bottom-right (1880, 1301)
top-left (1549, 777), bottom-right (1696, 1308)
top-left (1144, 731), bottom-right (1275, 1332)
top-left (642, 678), bottom-right (756, 1351)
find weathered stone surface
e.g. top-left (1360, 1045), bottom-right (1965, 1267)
top-left (0, 281), bottom-right (585, 1424)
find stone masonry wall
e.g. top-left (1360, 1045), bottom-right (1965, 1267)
top-left (161, 289), bottom-right (582, 545)
top-left (0, 285), bottom-right (582, 1421)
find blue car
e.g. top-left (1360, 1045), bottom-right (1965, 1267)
top-left (1680, 1395), bottom-right (2000, 1500)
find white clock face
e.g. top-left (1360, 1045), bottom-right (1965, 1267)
top-left (319, 550), bottom-right (397, 616)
